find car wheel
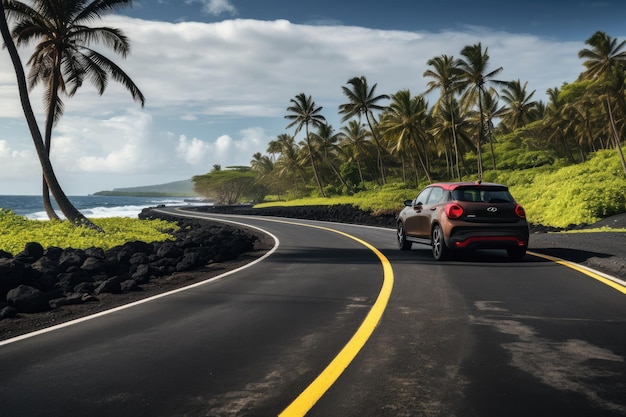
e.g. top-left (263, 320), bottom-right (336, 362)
top-left (507, 246), bottom-right (527, 260)
top-left (431, 224), bottom-right (449, 261)
top-left (397, 222), bottom-right (412, 250)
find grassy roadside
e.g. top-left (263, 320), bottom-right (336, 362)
top-left (258, 150), bottom-right (626, 230)
top-left (0, 210), bottom-right (178, 256)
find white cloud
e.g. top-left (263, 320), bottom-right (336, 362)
top-left (0, 16), bottom-right (605, 195)
top-left (186, 0), bottom-right (237, 16)
top-left (177, 135), bottom-right (213, 165)
top-left (176, 127), bottom-right (267, 168)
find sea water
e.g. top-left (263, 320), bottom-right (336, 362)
top-left (0, 195), bottom-right (209, 220)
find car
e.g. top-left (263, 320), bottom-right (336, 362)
top-left (396, 181), bottom-right (530, 261)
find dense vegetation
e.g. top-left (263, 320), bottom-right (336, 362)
top-left (193, 32), bottom-right (626, 228)
top-left (0, 209), bottom-right (178, 256)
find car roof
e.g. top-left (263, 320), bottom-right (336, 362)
top-left (426, 181), bottom-right (508, 190)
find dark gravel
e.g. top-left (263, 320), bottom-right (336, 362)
top-left (528, 214), bottom-right (626, 280)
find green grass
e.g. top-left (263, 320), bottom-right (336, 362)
top-left (0, 209), bottom-right (178, 256)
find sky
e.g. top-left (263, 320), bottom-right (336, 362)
top-left (1, 0), bottom-right (625, 195)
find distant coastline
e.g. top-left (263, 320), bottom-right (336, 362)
top-left (92, 179), bottom-right (198, 198)
top-left (92, 191), bottom-right (196, 197)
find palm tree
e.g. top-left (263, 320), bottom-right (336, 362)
top-left (339, 76), bottom-right (389, 184)
top-left (423, 54), bottom-right (464, 179)
top-left (429, 98), bottom-right (473, 178)
top-left (499, 79), bottom-right (538, 132)
top-left (578, 31), bottom-right (626, 174)
top-left (480, 90), bottom-right (506, 170)
top-left (456, 43), bottom-right (505, 179)
top-left (270, 135), bottom-right (307, 192)
top-left (266, 133), bottom-right (295, 162)
top-left (285, 93), bottom-right (327, 196)
top-left (541, 87), bottom-right (570, 160)
top-left (310, 124), bottom-right (347, 188)
top-left (6, 0), bottom-right (145, 219)
top-left (380, 90), bottom-right (432, 184)
top-left (250, 152), bottom-right (274, 175)
top-left (340, 121), bottom-right (373, 185)
top-left (1, 1), bottom-right (99, 229)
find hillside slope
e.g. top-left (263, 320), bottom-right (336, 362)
top-left (93, 179), bottom-right (197, 197)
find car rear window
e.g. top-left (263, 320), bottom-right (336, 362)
top-left (452, 187), bottom-right (513, 203)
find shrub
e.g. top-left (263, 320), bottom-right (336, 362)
top-left (0, 210), bottom-right (178, 256)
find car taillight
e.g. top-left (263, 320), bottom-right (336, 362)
top-left (515, 204), bottom-right (526, 218)
top-left (445, 203), bottom-right (464, 219)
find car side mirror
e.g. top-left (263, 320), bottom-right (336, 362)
top-left (404, 199), bottom-right (413, 207)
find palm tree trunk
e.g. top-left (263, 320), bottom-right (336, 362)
top-left (305, 125), bottom-right (326, 197)
top-left (324, 152), bottom-right (347, 188)
top-left (0, 9), bottom-right (100, 231)
top-left (365, 113), bottom-right (386, 185)
top-left (356, 158), bottom-right (364, 184)
top-left (41, 55), bottom-right (64, 220)
top-left (606, 97), bottom-right (626, 175)
top-left (449, 100), bottom-right (461, 181)
top-left (410, 132), bottom-right (432, 183)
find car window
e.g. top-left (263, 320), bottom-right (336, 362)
top-left (426, 186), bottom-right (445, 204)
top-left (414, 188), bottom-right (431, 205)
top-left (480, 190), bottom-right (513, 202)
top-left (452, 187), bottom-right (513, 203)
top-left (453, 189), bottom-right (478, 201)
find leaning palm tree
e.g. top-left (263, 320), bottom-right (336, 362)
top-left (1, 1), bottom-right (99, 229)
top-left (6, 0), bottom-right (145, 219)
top-left (339, 76), bottom-right (389, 185)
top-left (456, 43), bottom-right (505, 179)
top-left (578, 31), bottom-right (626, 174)
top-left (285, 93), bottom-right (327, 196)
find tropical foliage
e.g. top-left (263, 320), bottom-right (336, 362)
top-left (0, 209), bottom-right (177, 255)
top-left (226, 33), bottom-right (626, 218)
top-left (193, 166), bottom-right (262, 205)
top-left (2, 0), bottom-right (144, 224)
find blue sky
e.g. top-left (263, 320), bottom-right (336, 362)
top-left (127, 0), bottom-right (625, 40)
top-left (1, 0), bottom-right (624, 195)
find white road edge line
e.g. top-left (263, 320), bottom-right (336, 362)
top-left (0, 213), bottom-right (279, 347)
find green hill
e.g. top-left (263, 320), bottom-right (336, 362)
top-left (93, 179), bottom-right (197, 197)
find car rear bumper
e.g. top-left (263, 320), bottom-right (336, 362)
top-left (445, 227), bottom-right (529, 250)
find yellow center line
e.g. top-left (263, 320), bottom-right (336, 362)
top-left (271, 220), bottom-right (394, 416)
top-left (528, 250), bottom-right (626, 296)
top-left (168, 210), bottom-right (395, 415)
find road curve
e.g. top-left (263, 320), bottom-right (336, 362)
top-left (1, 210), bottom-right (626, 417)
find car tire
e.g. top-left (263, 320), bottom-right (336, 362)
top-left (432, 224), bottom-right (450, 261)
top-left (507, 246), bottom-right (527, 260)
top-left (397, 222), bottom-right (412, 250)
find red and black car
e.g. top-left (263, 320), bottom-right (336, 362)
top-left (397, 181), bottom-right (530, 260)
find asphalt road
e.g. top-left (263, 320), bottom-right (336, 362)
top-left (1, 211), bottom-right (625, 417)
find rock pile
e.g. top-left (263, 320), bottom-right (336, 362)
top-left (0, 213), bottom-right (259, 320)
top-left (191, 204), bottom-right (399, 228)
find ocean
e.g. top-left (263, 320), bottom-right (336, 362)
top-left (0, 195), bottom-right (209, 220)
